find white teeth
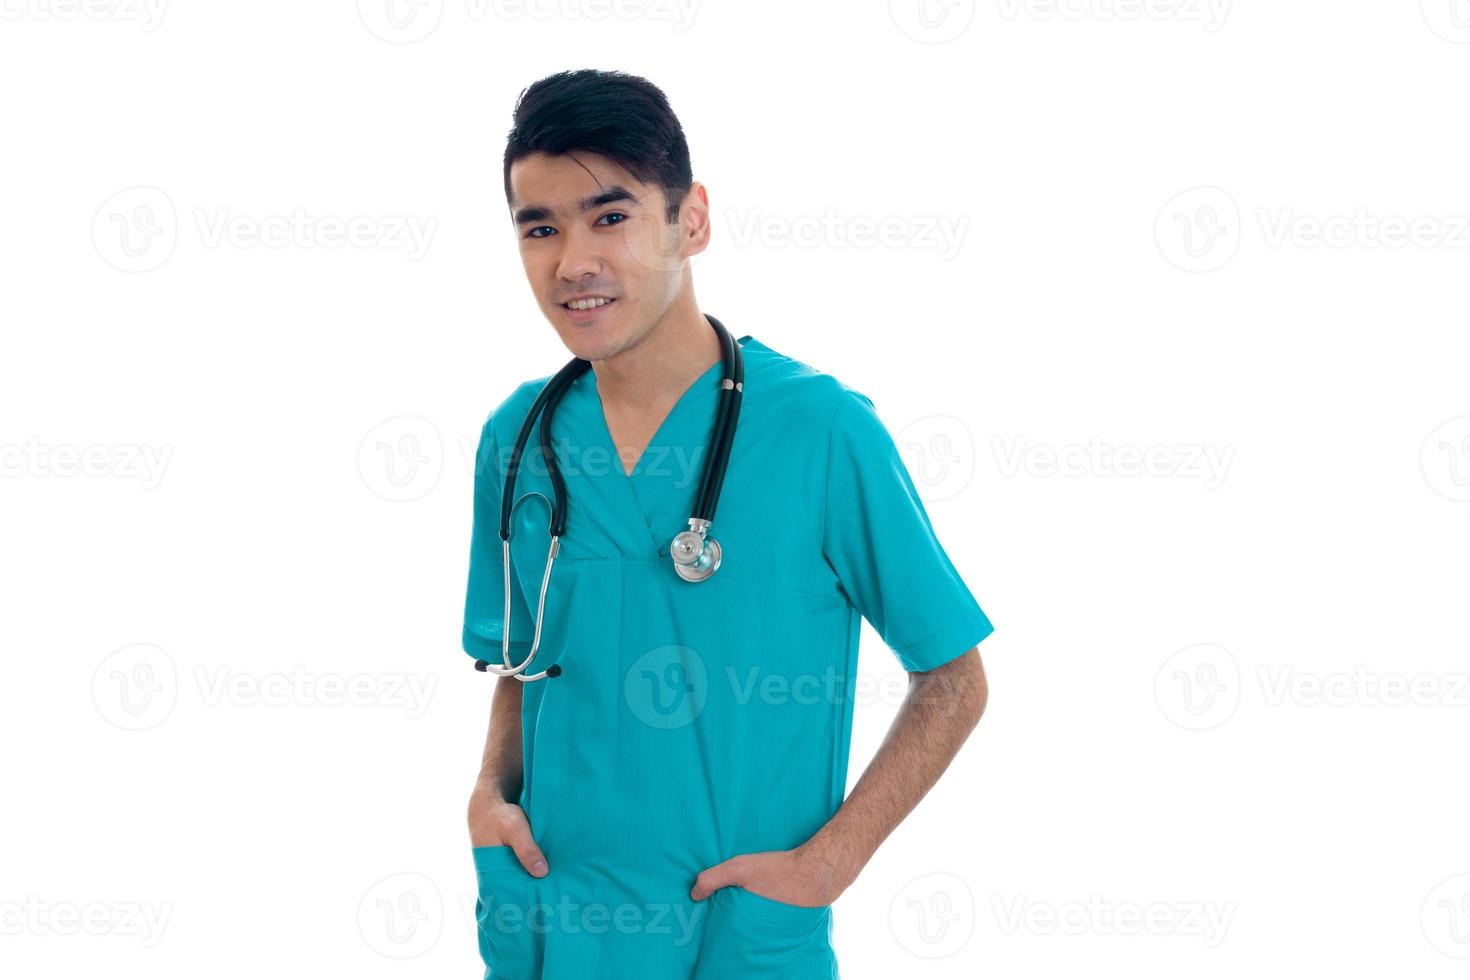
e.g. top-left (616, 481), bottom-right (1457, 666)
top-left (566, 297), bottom-right (612, 311)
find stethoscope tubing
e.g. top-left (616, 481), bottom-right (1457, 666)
top-left (482, 314), bottom-right (743, 682)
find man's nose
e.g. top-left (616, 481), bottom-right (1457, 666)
top-left (554, 225), bottom-right (603, 282)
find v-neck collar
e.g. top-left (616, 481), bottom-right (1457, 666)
top-left (582, 354), bottom-right (724, 480)
top-left (559, 334), bottom-right (749, 559)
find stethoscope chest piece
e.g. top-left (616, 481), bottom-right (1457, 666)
top-left (671, 521), bottom-right (722, 583)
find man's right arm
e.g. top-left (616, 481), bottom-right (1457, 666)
top-left (467, 675), bottom-right (550, 877)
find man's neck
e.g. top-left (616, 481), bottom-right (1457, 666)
top-left (589, 300), bottom-right (722, 412)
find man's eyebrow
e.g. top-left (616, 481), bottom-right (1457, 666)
top-left (512, 186), bottom-right (642, 227)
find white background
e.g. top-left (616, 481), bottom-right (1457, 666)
top-left (2, 1), bottom-right (1469, 977)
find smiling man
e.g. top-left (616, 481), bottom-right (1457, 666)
top-left (463, 68), bottom-right (994, 979)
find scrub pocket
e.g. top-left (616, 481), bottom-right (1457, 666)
top-left (692, 885), bottom-right (837, 979)
top-left (472, 846), bottom-right (539, 980)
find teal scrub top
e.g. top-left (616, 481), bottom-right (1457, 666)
top-left (462, 334), bottom-right (994, 979)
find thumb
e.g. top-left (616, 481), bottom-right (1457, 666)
top-left (510, 837), bottom-right (549, 878)
top-left (690, 857), bottom-right (744, 902)
top-left (501, 812), bottom-right (549, 877)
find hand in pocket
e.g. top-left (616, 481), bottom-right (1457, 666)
top-left (467, 784), bottom-right (549, 877)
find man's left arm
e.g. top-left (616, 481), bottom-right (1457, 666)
top-left (689, 648), bottom-right (988, 905)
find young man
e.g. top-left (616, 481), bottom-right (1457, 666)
top-left (463, 69), bottom-right (994, 979)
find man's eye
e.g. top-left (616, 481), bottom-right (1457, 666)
top-left (526, 226), bottom-right (555, 239)
top-left (596, 212), bottom-right (627, 227)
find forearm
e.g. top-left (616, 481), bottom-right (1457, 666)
top-left (475, 674), bottom-right (525, 804)
top-left (806, 648), bottom-right (989, 890)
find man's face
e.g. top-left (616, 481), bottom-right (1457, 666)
top-left (508, 151), bottom-right (696, 362)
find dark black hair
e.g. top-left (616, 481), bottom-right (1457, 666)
top-left (503, 69), bottom-right (693, 224)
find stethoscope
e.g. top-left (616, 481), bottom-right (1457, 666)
top-left (473, 313), bottom-right (745, 682)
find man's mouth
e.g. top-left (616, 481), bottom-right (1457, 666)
top-left (561, 297), bottom-right (617, 311)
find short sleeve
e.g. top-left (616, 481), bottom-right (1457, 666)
top-left (462, 416), bottom-right (535, 664)
top-left (821, 389), bottom-right (994, 672)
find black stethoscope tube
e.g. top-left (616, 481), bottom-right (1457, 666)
top-left (498, 314), bottom-right (742, 548)
top-left (499, 357), bottom-right (590, 541)
top-left (693, 318), bottom-right (743, 523)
